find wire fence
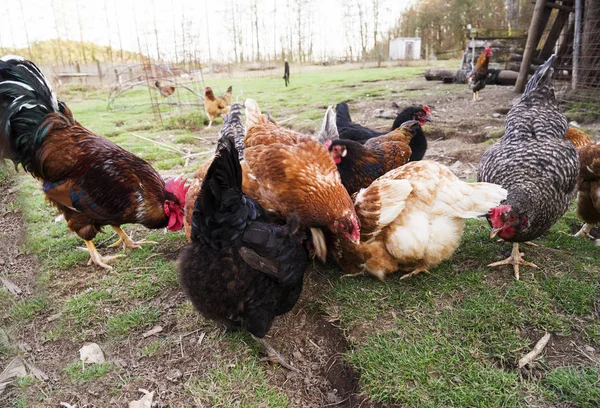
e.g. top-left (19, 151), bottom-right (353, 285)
top-left (555, 0), bottom-right (600, 120)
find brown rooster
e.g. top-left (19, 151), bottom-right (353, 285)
top-left (242, 98), bottom-right (360, 261)
top-left (327, 120), bottom-right (420, 195)
top-left (204, 85), bottom-right (232, 128)
top-left (467, 47), bottom-right (492, 101)
top-left (0, 56), bottom-right (189, 270)
top-left (154, 80), bottom-right (175, 97)
top-left (565, 126), bottom-right (594, 150)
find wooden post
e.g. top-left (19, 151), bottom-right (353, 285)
top-left (539, 9), bottom-right (571, 60)
top-left (515, 0), bottom-right (548, 92)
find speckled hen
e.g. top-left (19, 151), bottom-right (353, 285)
top-left (477, 54), bottom-right (579, 279)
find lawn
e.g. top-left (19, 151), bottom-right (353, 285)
top-left (1, 62), bottom-right (599, 407)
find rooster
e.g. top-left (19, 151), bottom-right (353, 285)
top-left (242, 98), bottom-right (360, 261)
top-left (467, 47), bottom-right (492, 101)
top-left (204, 85), bottom-right (232, 128)
top-left (184, 103), bottom-right (246, 242)
top-left (478, 55), bottom-right (579, 279)
top-left (335, 102), bottom-right (430, 161)
top-left (328, 161), bottom-right (507, 280)
top-left (327, 120), bottom-right (420, 195)
top-left (0, 56), bottom-right (188, 270)
top-left (178, 135), bottom-right (308, 373)
top-left (154, 80), bottom-right (175, 97)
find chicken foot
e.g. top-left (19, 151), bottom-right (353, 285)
top-left (84, 240), bottom-right (124, 270)
top-left (400, 267), bottom-right (430, 280)
top-left (252, 335), bottom-right (303, 374)
top-left (108, 226), bottom-right (158, 249)
top-left (574, 223), bottom-right (593, 239)
top-left (488, 242), bottom-right (538, 280)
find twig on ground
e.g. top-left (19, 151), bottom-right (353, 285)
top-left (518, 332), bottom-right (551, 368)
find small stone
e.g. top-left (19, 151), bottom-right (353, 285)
top-left (585, 345), bottom-right (596, 353)
top-left (0, 257), bottom-right (4, 265)
top-left (453, 376), bottom-right (463, 383)
top-left (492, 113), bottom-right (501, 118)
top-left (292, 351), bottom-right (303, 360)
top-left (79, 343), bottom-right (106, 364)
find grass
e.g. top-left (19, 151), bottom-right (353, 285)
top-left (63, 361), bottom-right (113, 384)
top-left (2, 63), bottom-right (599, 407)
top-left (185, 355), bottom-right (290, 407)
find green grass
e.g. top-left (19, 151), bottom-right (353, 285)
top-left (185, 355), bottom-right (290, 407)
top-left (63, 361), bottom-right (113, 384)
top-left (542, 367), bottom-right (600, 408)
top-left (10, 295), bottom-right (48, 321)
top-left (105, 306), bottom-right (161, 337)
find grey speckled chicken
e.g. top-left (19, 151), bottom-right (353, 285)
top-left (477, 54), bottom-right (579, 279)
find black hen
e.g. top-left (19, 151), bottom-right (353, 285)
top-left (335, 102), bottom-right (430, 161)
top-left (178, 135), bottom-right (309, 372)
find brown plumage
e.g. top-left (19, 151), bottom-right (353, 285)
top-left (467, 47), bottom-right (492, 101)
top-left (242, 98), bottom-right (360, 260)
top-left (0, 56), bottom-right (189, 270)
top-left (327, 121), bottom-right (420, 195)
top-left (565, 127), bottom-right (594, 150)
top-left (574, 142), bottom-right (600, 244)
top-left (204, 85), bottom-right (232, 128)
top-left (154, 80), bottom-right (175, 97)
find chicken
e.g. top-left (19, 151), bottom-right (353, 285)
top-left (184, 103), bottom-right (246, 242)
top-left (573, 135), bottom-right (600, 244)
top-left (0, 56), bottom-right (189, 270)
top-left (336, 102), bottom-right (430, 161)
top-left (178, 134), bottom-right (309, 373)
top-left (242, 98), bottom-right (360, 261)
top-left (328, 161), bottom-right (507, 280)
top-left (565, 126), bottom-right (594, 150)
top-left (154, 80), bottom-right (175, 97)
top-left (467, 47), bottom-right (492, 101)
top-left (477, 54), bottom-right (579, 279)
top-left (204, 85), bottom-right (232, 128)
top-left (327, 120), bottom-right (420, 195)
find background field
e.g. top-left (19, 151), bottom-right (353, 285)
top-left (1, 64), bottom-right (599, 408)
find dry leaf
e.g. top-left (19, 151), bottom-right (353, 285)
top-left (24, 360), bottom-right (49, 381)
top-left (129, 389), bottom-right (154, 408)
top-left (0, 357), bottom-right (27, 395)
top-left (0, 278), bottom-right (22, 295)
top-left (142, 325), bottom-right (163, 338)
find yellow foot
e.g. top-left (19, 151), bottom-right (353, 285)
top-left (488, 243), bottom-right (537, 280)
top-left (108, 226), bottom-right (158, 249)
top-left (253, 336), bottom-right (303, 374)
top-left (574, 223), bottom-right (592, 239)
top-left (84, 240), bottom-right (124, 270)
top-left (400, 267), bottom-right (430, 280)
top-left (341, 271), bottom-right (365, 278)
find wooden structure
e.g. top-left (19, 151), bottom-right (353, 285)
top-left (515, 0), bottom-right (576, 92)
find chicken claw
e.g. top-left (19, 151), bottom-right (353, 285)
top-left (108, 226), bottom-right (158, 249)
top-left (488, 242), bottom-right (538, 280)
top-left (84, 240), bottom-right (124, 270)
top-left (400, 267), bottom-right (430, 280)
top-left (574, 223), bottom-right (593, 239)
top-left (252, 335), bottom-right (303, 374)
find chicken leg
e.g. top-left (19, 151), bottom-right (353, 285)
top-left (400, 267), bottom-right (430, 280)
top-left (108, 226), bottom-right (158, 249)
top-left (252, 335), bottom-right (303, 374)
top-left (574, 223), bottom-right (593, 239)
top-left (488, 242), bottom-right (538, 280)
top-left (84, 240), bottom-right (124, 270)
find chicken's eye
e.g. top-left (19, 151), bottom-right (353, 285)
top-left (510, 214), bottom-right (518, 222)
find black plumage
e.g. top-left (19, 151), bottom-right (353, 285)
top-left (335, 102), bottom-right (428, 161)
top-left (219, 103), bottom-right (245, 159)
top-left (178, 135), bottom-right (309, 369)
top-left (477, 55), bottom-right (579, 278)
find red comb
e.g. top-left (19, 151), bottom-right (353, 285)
top-left (165, 176), bottom-right (189, 202)
top-left (423, 105), bottom-right (431, 115)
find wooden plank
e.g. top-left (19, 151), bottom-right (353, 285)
top-left (515, 0), bottom-right (550, 92)
top-left (544, 1), bottom-right (574, 12)
top-left (539, 9), bottom-right (571, 59)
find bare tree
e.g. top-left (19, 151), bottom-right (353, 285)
top-left (51, 0), bottom-right (66, 65)
top-left (357, 2), bottom-right (369, 60)
top-left (252, 0), bottom-right (261, 61)
top-left (18, 0), bottom-right (33, 60)
top-left (114, 0), bottom-right (124, 61)
top-left (103, 1), bottom-right (113, 63)
top-left (76, 0), bottom-right (88, 63)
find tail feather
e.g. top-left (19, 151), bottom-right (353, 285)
top-left (522, 54), bottom-right (556, 100)
top-left (316, 105), bottom-right (338, 144)
top-left (335, 102), bottom-right (352, 124)
top-left (220, 103), bottom-right (245, 159)
top-left (244, 98), bottom-right (264, 128)
top-left (0, 56), bottom-right (66, 172)
top-left (438, 181), bottom-right (508, 219)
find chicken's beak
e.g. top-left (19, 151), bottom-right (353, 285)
top-left (425, 115), bottom-right (433, 122)
top-left (490, 228), bottom-right (500, 239)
